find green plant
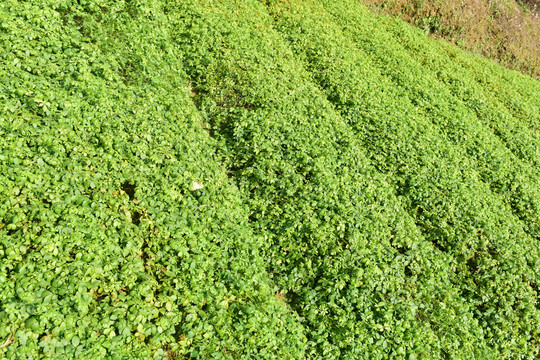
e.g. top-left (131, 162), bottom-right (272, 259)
top-left (1, 0), bottom-right (539, 358)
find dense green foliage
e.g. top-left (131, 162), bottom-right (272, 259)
top-left (1, 0), bottom-right (539, 358)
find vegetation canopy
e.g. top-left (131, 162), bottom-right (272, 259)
top-left (1, 0), bottom-right (539, 359)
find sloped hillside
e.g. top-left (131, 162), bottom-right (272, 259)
top-left (360, 0), bottom-right (540, 78)
top-left (1, 0), bottom-right (539, 359)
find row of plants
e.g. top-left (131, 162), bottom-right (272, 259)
top-left (165, 0), bottom-right (540, 358)
top-left (166, 0), bottom-right (479, 358)
top-left (379, 17), bottom-right (540, 167)
top-left (295, 0), bottom-right (540, 256)
top-left (2, 0), bottom-right (539, 358)
top-left (369, 15), bottom-right (540, 248)
top-left (0, 0), bottom-right (305, 358)
top-left (263, 0), bottom-right (540, 357)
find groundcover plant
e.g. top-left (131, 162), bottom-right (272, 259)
top-left (1, 0), bottom-right (539, 358)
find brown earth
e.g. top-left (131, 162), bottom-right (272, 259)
top-left (361, 0), bottom-right (540, 78)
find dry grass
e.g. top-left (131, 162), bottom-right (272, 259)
top-left (361, 0), bottom-right (540, 78)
